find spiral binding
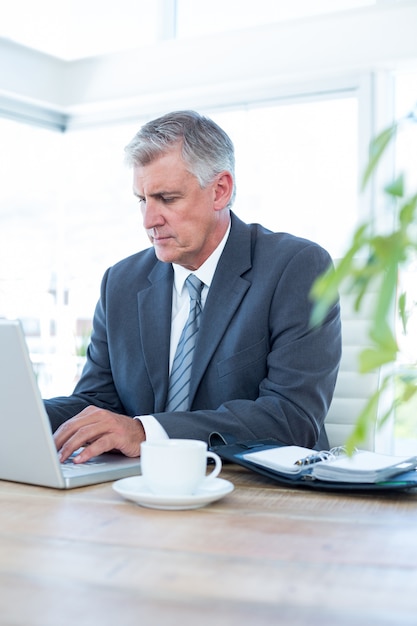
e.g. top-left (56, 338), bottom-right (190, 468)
top-left (294, 446), bottom-right (357, 467)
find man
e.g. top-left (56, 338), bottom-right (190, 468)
top-left (46, 110), bottom-right (341, 464)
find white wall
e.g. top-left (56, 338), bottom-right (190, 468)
top-left (1, 2), bottom-right (417, 129)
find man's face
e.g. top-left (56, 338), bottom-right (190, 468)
top-left (132, 144), bottom-right (231, 270)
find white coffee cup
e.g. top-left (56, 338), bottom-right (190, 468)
top-left (140, 439), bottom-right (222, 496)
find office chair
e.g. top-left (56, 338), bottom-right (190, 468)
top-left (324, 272), bottom-right (395, 452)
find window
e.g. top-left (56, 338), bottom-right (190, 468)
top-left (1, 92), bottom-right (360, 395)
top-left (0, 118), bottom-right (146, 394)
top-left (210, 96), bottom-right (358, 259)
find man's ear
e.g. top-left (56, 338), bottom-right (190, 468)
top-left (213, 171), bottom-right (234, 210)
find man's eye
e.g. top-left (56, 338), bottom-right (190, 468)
top-left (137, 197), bottom-right (146, 204)
top-left (161, 196), bottom-right (176, 204)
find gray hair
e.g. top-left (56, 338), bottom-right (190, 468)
top-left (124, 110), bottom-right (236, 207)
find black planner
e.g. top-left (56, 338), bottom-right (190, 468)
top-left (211, 439), bottom-right (417, 493)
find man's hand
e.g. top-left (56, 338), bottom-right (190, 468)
top-left (53, 405), bottom-right (146, 463)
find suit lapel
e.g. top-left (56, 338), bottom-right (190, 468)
top-left (137, 262), bottom-right (173, 411)
top-left (189, 215), bottom-right (253, 402)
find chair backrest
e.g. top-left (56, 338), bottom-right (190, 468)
top-left (324, 273), bottom-right (393, 451)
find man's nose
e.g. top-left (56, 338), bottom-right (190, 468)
top-left (142, 198), bottom-right (162, 229)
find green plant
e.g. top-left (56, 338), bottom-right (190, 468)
top-left (310, 104), bottom-right (417, 452)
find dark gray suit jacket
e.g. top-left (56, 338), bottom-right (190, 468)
top-left (45, 213), bottom-right (341, 449)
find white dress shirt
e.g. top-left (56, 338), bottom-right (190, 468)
top-left (136, 223), bottom-right (231, 440)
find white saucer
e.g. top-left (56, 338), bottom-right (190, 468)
top-left (112, 476), bottom-right (234, 510)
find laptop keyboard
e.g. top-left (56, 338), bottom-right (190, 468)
top-left (61, 457), bottom-right (107, 471)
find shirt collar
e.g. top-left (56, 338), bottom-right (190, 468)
top-left (172, 222), bottom-right (231, 296)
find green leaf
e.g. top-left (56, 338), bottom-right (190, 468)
top-left (369, 319), bottom-right (398, 353)
top-left (398, 378), bottom-right (417, 403)
top-left (362, 124), bottom-right (397, 189)
top-left (309, 229), bottom-right (370, 328)
top-left (372, 259), bottom-right (399, 329)
top-left (311, 105), bottom-right (417, 455)
top-left (398, 292), bottom-right (408, 334)
top-left (398, 370), bottom-right (417, 386)
top-left (358, 347), bottom-right (397, 372)
top-left (399, 194), bottom-right (417, 228)
top-left (309, 265), bottom-right (341, 327)
top-left (384, 174), bottom-right (404, 197)
top-left (344, 376), bottom-right (396, 452)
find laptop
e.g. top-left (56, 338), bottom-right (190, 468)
top-left (0, 318), bottom-right (141, 489)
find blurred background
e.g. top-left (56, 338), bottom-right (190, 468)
top-left (0, 0), bottom-right (416, 448)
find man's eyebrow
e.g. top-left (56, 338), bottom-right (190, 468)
top-left (133, 189), bottom-right (183, 198)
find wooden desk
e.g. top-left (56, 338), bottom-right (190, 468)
top-left (1, 464), bottom-right (417, 626)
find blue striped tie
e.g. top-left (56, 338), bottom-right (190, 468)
top-left (165, 274), bottom-right (204, 412)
